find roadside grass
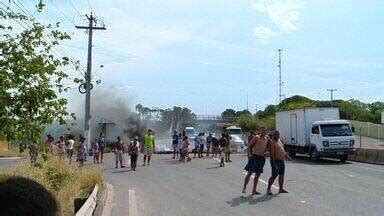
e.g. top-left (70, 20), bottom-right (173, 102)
top-left (0, 154), bottom-right (103, 216)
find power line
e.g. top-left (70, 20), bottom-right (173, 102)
top-left (68, 0), bottom-right (82, 17)
top-left (8, 1), bottom-right (87, 77)
top-left (49, 0), bottom-right (76, 26)
top-left (0, 4), bottom-right (85, 77)
top-left (86, 0), bottom-right (96, 16)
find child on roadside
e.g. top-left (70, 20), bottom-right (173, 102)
top-left (92, 138), bottom-right (100, 164)
top-left (182, 136), bottom-right (192, 162)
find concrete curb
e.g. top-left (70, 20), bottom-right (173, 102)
top-left (0, 157), bottom-right (22, 160)
top-left (76, 184), bottom-right (99, 216)
top-left (349, 148), bottom-right (384, 165)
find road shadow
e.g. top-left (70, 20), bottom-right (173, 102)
top-left (227, 193), bottom-right (278, 207)
top-left (111, 169), bottom-right (131, 174)
top-left (206, 166), bottom-right (221, 170)
top-left (289, 155), bottom-right (353, 165)
top-left (163, 159), bottom-right (184, 165)
top-left (226, 195), bottom-right (253, 207)
top-left (249, 193), bottom-right (277, 205)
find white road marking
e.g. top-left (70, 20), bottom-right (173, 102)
top-left (101, 183), bottom-right (114, 216)
top-left (300, 200), bottom-right (306, 204)
top-left (242, 171), bottom-right (279, 190)
top-left (129, 189), bottom-right (138, 216)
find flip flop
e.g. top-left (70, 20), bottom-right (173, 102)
top-left (267, 191), bottom-right (273, 195)
top-left (279, 189), bottom-right (289, 193)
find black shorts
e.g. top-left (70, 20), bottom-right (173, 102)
top-left (244, 155), bottom-right (266, 174)
top-left (270, 159), bottom-right (285, 177)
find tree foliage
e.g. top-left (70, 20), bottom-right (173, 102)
top-left (0, 5), bottom-right (76, 142)
top-left (134, 104), bottom-right (196, 134)
top-left (221, 108), bottom-right (236, 118)
top-left (229, 95), bottom-right (383, 131)
top-left (253, 95), bottom-right (383, 124)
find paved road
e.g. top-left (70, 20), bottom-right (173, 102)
top-left (0, 157), bottom-right (21, 170)
top-left (102, 153), bottom-right (384, 216)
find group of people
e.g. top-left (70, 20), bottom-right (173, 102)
top-left (112, 129), bottom-right (155, 171)
top-left (34, 126), bottom-right (290, 195)
top-left (42, 134), bottom-right (76, 163)
top-left (242, 127), bottom-right (291, 195)
top-left (170, 127), bottom-right (290, 195)
top-left (171, 130), bottom-right (233, 167)
top-left (32, 133), bottom-right (106, 167)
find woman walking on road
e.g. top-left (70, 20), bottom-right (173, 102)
top-left (128, 136), bottom-right (140, 171)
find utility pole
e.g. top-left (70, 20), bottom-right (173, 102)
top-left (76, 13), bottom-right (106, 150)
top-left (327, 89), bottom-right (337, 107)
top-left (246, 93), bottom-right (249, 111)
top-left (278, 49), bottom-right (284, 103)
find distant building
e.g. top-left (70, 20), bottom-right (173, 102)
top-left (98, 119), bottom-right (123, 143)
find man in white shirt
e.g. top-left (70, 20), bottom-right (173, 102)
top-left (66, 135), bottom-right (75, 164)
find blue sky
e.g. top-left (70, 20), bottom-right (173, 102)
top-left (10, 0), bottom-right (384, 114)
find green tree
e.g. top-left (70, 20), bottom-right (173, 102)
top-left (0, 4), bottom-right (76, 143)
top-left (235, 109), bottom-right (252, 117)
top-left (221, 108), bottom-right (236, 118)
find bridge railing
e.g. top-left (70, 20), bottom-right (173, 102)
top-left (195, 115), bottom-right (236, 122)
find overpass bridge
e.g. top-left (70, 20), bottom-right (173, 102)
top-left (182, 115), bottom-right (236, 124)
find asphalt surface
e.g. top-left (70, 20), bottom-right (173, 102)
top-left (0, 157), bottom-right (21, 170)
top-left (101, 153), bottom-right (384, 216)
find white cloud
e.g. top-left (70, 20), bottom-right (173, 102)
top-left (251, 0), bottom-right (303, 44)
top-left (252, 26), bottom-right (280, 45)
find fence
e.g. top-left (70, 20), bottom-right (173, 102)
top-left (349, 120), bottom-right (384, 149)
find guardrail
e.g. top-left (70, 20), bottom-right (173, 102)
top-left (76, 184), bottom-right (99, 216)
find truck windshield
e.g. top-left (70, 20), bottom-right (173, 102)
top-left (320, 124), bottom-right (353, 137)
top-left (228, 129), bottom-right (242, 134)
top-left (186, 129), bottom-right (194, 135)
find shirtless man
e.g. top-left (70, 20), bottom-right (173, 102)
top-left (267, 130), bottom-right (291, 195)
top-left (242, 127), bottom-right (269, 195)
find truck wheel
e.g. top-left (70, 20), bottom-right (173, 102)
top-left (310, 149), bottom-right (319, 161)
top-left (288, 150), bottom-right (296, 158)
top-left (340, 154), bottom-right (348, 163)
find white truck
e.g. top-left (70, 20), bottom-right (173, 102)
top-left (185, 127), bottom-right (196, 140)
top-left (225, 126), bottom-right (246, 150)
top-left (276, 108), bottom-right (356, 162)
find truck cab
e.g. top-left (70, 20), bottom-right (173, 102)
top-left (185, 127), bottom-right (196, 140)
top-left (225, 126), bottom-right (246, 150)
top-left (309, 120), bottom-right (355, 162)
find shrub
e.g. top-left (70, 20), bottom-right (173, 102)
top-left (0, 155), bottom-right (103, 215)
